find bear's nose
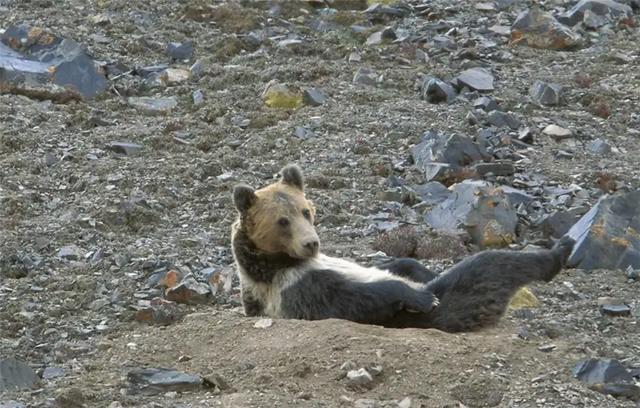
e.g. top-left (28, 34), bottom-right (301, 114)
top-left (304, 240), bottom-right (319, 253)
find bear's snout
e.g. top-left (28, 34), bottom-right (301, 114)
top-left (303, 239), bottom-right (320, 256)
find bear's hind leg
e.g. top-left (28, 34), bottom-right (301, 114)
top-left (379, 258), bottom-right (438, 284)
top-left (424, 236), bottom-right (575, 332)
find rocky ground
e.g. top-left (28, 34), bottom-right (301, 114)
top-left (1, 0), bottom-right (639, 407)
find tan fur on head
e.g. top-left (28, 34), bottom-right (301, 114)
top-left (233, 165), bottom-right (320, 259)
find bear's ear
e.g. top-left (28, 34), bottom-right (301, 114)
top-left (233, 184), bottom-right (257, 214)
top-left (280, 164), bottom-right (304, 191)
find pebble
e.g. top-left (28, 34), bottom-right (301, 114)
top-left (473, 96), bottom-right (499, 112)
top-left (254, 318), bottom-right (273, 328)
top-left (42, 367), bottom-right (64, 380)
top-left (128, 97), bottom-right (178, 114)
top-left (365, 27), bottom-right (396, 46)
top-left (598, 297), bottom-right (632, 317)
top-left (586, 138), bottom-right (611, 154)
top-left (108, 142), bottom-right (144, 156)
top-left (543, 124), bottom-right (572, 139)
top-left (192, 89), bottom-right (205, 105)
top-left (57, 245), bottom-right (84, 261)
top-left (530, 80), bottom-right (563, 106)
top-left (353, 67), bottom-right (378, 86)
top-left (167, 41), bottom-right (194, 60)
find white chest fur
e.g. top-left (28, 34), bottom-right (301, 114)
top-left (237, 254), bottom-right (425, 318)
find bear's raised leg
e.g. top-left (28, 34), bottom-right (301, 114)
top-left (379, 258), bottom-right (438, 284)
top-left (423, 236), bottom-right (575, 332)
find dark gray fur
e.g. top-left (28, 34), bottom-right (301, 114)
top-left (280, 164), bottom-right (304, 191)
top-left (379, 258), bottom-right (438, 283)
top-left (280, 269), bottom-right (438, 325)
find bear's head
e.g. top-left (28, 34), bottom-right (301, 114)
top-left (233, 165), bottom-right (320, 259)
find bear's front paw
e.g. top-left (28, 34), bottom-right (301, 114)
top-left (405, 291), bottom-right (439, 314)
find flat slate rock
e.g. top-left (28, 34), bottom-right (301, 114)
top-left (127, 368), bottom-right (209, 395)
top-left (0, 358), bottom-right (40, 392)
top-left (573, 358), bottom-right (634, 385)
top-left (567, 190), bottom-right (640, 270)
top-left (425, 180), bottom-right (517, 247)
top-left (455, 68), bottom-right (494, 92)
top-left (530, 80), bottom-right (563, 106)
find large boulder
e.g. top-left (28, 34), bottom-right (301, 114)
top-left (411, 131), bottom-right (490, 182)
top-left (558, 0), bottom-right (633, 26)
top-left (425, 180), bottom-right (518, 247)
top-left (0, 25), bottom-right (108, 101)
top-left (566, 190), bottom-right (640, 270)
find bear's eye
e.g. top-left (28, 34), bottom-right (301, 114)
top-left (302, 209), bottom-right (311, 220)
top-left (278, 217), bottom-right (290, 227)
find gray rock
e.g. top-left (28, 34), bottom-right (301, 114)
top-left (167, 41), bottom-right (194, 60)
top-left (0, 358), bottom-right (40, 391)
top-left (57, 245), bottom-right (83, 261)
top-left (558, 0), bottom-right (633, 26)
top-left (600, 303), bottom-right (632, 316)
top-left (135, 298), bottom-right (186, 326)
top-left (540, 211), bottom-right (580, 238)
top-left (422, 78), bottom-right (457, 104)
top-left (413, 181), bottom-right (450, 205)
top-left (473, 96), bottom-right (499, 112)
top-left (566, 190), bottom-right (640, 270)
top-left (303, 87), bottom-right (326, 106)
top-left (353, 67), bottom-right (377, 86)
top-left (128, 97), bottom-right (177, 114)
top-left (0, 24), bottom-right (108, 101)
top-left (190, 59), bottom-right (205, 77)
top-left (486, 111), bottom-right (522, 130)
top-left (501, 186), bottom-right (536, 206)
top-left (192, 89), bottom-right (204, 106)
top-left (411, 131), bottom-right (490, 182)
top-left (365, 27), bottom-right (396, 46)
top-left (530, 80), bottom-right (563, 106)
top-left (573, 358), bottom-right (634, 385)
top-left (627, 265), bottom-right (639, 280)
top-left (164, 276), bottom-right (212, 305)
top-left (583, 9), bottom-right (610, 28)
top-left (473, 161), bottom-right (516, 177)
top-left (108, 142), bottom-right (144, 156)
top-left (425, 180), bottom-right (518, 247)
top-left (455, 68), bottom-right (494, 92)
top-left (127, 368), bottom-right (207, 395)
top-left (587, 138), bottom-right (612, 154)
top-left (42, 367), bottom-right (64, 380)
top-left (0, 401), bottom-right (26, 408)
top-left (294, 126), bottom-right (314, 139)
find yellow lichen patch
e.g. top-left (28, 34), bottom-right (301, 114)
top-left (611, 236), bottom-right (630, 247)
top-left (263, 83), bottom-right (303, 110)
top-left (508, 287), bottom-right (539, 310)
top-left (480, 220), bottom-right (514, 248)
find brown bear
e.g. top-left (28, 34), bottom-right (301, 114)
top-left (231, 164), bottom-right (575, 332)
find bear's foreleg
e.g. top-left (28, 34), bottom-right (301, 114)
top-left (423, 236), bottom-right (575, 332)
top-left (280, 269), bottom-right (438, 325)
